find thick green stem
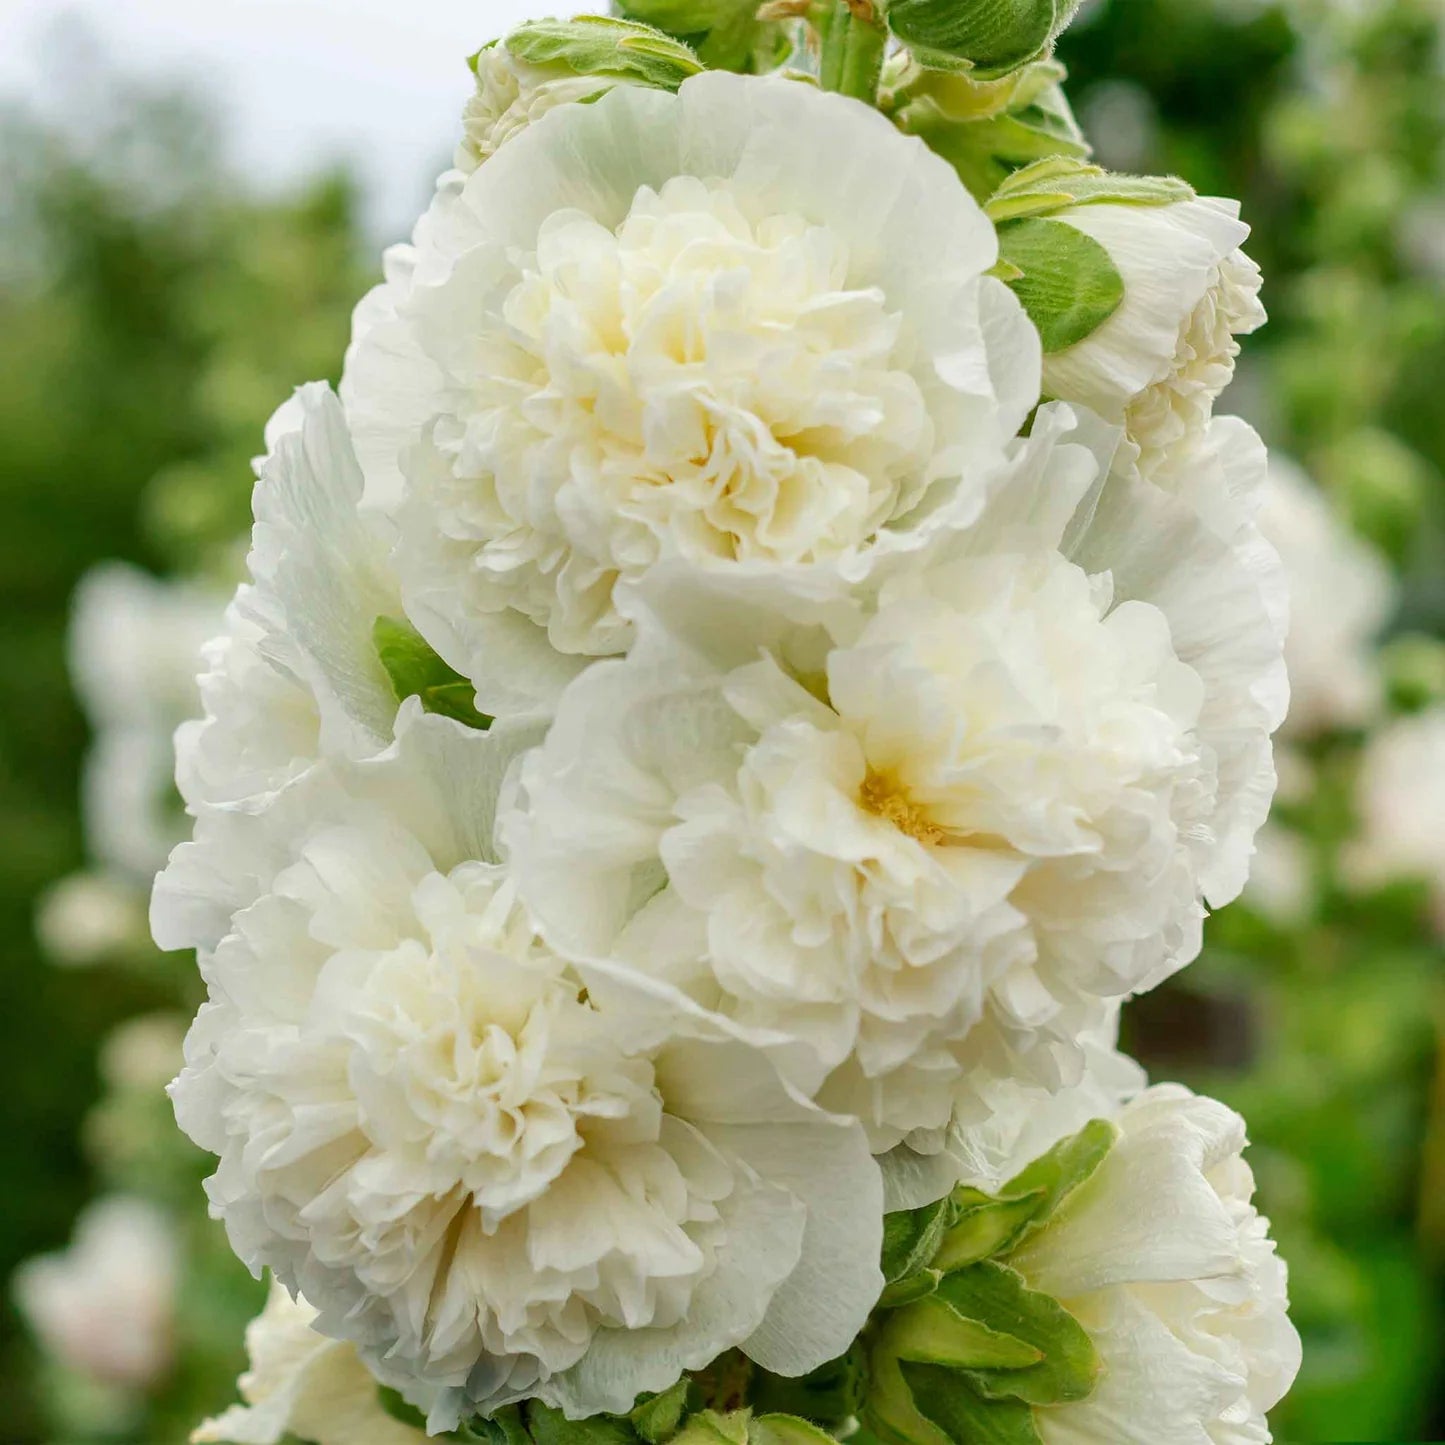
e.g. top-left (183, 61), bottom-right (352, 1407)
top-left (816, 0), bottom-right (888, 105)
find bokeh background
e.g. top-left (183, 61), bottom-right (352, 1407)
top-left (1, 0), bottom-right (1442, 1440)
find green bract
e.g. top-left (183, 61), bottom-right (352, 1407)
top-left (373, 616), bottom-right (492, 730)
top-left (615, 0), bottom-right (785, 72)
top-left (986, 156), bottom-right (1196, 222)
top-left (890, 57), bottom-right (1088, 201)
top-left (499, 16), bottom-right (703, 89)
top-left (864, 1120), bottom-right (1117, 1445)
top-left (884, 0), bottom-right (1085, 81)
top-left (996, 216), bottom-right (1125, 353)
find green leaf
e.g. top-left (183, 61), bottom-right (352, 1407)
top-left (525, 1402), bottom-right (640, 1445)
top-left (986, 157), bottom-right (1195, 221)
top-left (504, 16), bottom-right (702, 89)
top-left (882, 1197), bottom-right (956, 1284)
top-left (934, 1262), bottom-right (1100, 1406)
top-left (899, 1363), bottom-right (1043, 1445)
top-left (881, 1294), bottom-right (1044, 1371)
top-left (373, 615), bottom-right (492, 730)
top-left (632, 1381), bottom-right (693, 1444)
top-left (996, 217), bottom-right (1125, 353)
top-left (378, 1386), bottom-right (431, 1430)
top-left (886, 0), bottom-right (1085, 81)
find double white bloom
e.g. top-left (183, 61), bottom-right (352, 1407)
top-left (1022, 1089), bottom-right (1300, 1445)
top-left (155, 67), bottom-right (1296, 1433)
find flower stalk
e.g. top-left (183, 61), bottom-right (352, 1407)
top-left (815, 0), bottom-right (888, 104)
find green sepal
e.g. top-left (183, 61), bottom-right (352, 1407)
top-left (885, 0), bottom-right (1085, 82)
top-left (892, 60), bottom-right (1088, 202)
top-left (934, 1261), bottom-right (1101, 1406)
top-left (504, 16), bottom-right (703, 89)
top-left (748, 1346), bottom-right (866, 1426)
top-left (878, 1267), bottom-right (943, 1309)
top-left (881, 1196), bottom-right (957, 1285)
top-left (881, 1294), bottom-right (1043, 1371)
top-left (899, 1363), bottom-right (1043, 1445)
top-left (752, 1415), bottom-right (844, 1445)
top-left (935, 1118), bottom-right (1117, 1267)
top-left (996, 1117), bottom-right (1117, 1245)
top-left (674, 1411), bottom-right (751, 1445)
top-left (373, 615), bottom-right (492, 730)
top-left (525, 1401), bottom-right (641, 1445)
top-left (864, 1348), bottom-right (955, 1445)
top-left (453, 1408), bottom-right (533, 1445)
top-left (632, 1381), bottom-right (693, 1444)
top-left (996, 216), bottom-right (1125, 353)
top-left (932, 1192), bottom-right (1047, 1272)
top-left (986, 157), bottom-right (1196, 222)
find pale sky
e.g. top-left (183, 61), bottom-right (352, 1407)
top-left (0, 0), bottom-right (565, 239)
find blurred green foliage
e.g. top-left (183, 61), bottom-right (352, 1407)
top-left (4, 1), bottom-right (1445, 1441)
top-left (0, 48), bottom-right (369, 1443)
top-left (1059, 1), bottom-right (1445, 1439)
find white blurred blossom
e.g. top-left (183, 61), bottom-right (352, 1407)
top-left (1344, 706), bottom-right (1445, 931)
top-left (1257, 456), bottom-right (1394, 738)
top-left (34, 869), bottom-right (147, 967)
top-left (13, 1197), bottom-right (178, 1391)
top-left (70, 563), bottom-right (225, 881)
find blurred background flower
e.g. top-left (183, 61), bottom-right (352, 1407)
top-left (1, 0), bottom-right (1443, 1441)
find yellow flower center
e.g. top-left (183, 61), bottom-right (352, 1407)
top-left (859, 769), bottom-right (949, 847)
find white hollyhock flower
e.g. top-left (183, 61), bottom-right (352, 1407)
top-left (161, 704), bottom-right (882, 1428)
top-left (457, 42), bottom-right (625, 174)
top-left (194, 1282), bottom-right (426, 1445)
top-left (1041, 198), bottom-right (1265, 472)
top-left (1344, 706), bottom-right (1445, 932)
top-left (1256, 456), bottom-right (1394, 738)
top-left (177, 381), bottom-right (402, 816)
top-left (70, 562), bottom-right (224, 880)
top-left (505, 404), bottom-right (1287, 1158)
top-left (342, 71), bottom-right (1041, 715)
top-left (13, 1197), bottom-right (177, 1390)
top-left (1013, 1087), bottom-right (1301, 1445)
top-left (880, 1015), bottom-right (1147, 1210)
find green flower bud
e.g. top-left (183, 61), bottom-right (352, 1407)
top-left (459, 18), bottom-right (701, 173)
top-left (615, 0), bottom-right (786, 73)
top-left (884, 0), bottom-right (1085, 81)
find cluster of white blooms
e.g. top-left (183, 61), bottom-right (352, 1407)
top-left (156, 48), bottom-right (1300, 1445)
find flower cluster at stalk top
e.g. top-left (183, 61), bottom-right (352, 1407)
top-left (157, 9), bottom-right (1300, 1443)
